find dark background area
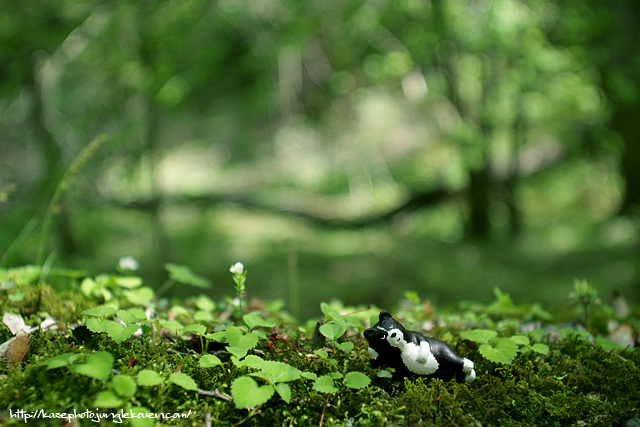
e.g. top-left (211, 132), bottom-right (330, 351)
top-left (1, 0), bottom-right (639, 320)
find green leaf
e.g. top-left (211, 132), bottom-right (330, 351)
top-left (377, 370), bottom-right (393, 378)
top-left (112, 375), bottom-right (137, 397)
top-left (170, 305), bottom-right (190, 316)
top-left (314, 349), bottom-right (328, 359)
top-left (336, 341), bottom-right (354, 353)
top-left (301, 372), bottom-right (317, 380)
top-left (93, 390), bottom-right (123, 408)
top-left (105, 322), bottom-right (139, 343)
top-left (199, 355), bottom-right (223, 368)
top-left (226, 327), bottom-right (260, 355)
top-left (182, 323), bottom-right (207, 335)
top-left (233, 355), bottom-right (264, 369)
top-left (165, 263), bottom-right (211, 288)
top-left (275, 383), bottom-right (291, 403)
top-left (254, 361), bottom-right (302, 384)
top-left (320, 302), bottom-right (344, 321)
top-left (205, 331), bottom-right (226, 342)
top-left (225, 326), bottom-right (244, 347)
top-left (531, 343), bottom-right (550, 355)
top-left (169, 372), bottom-right (198, 391)
top-left (231, 376), bottom-right (274, 409)
top-left (115, 276), bottom-right (143, 289)
top-left (479, 338), bottom-right (519, 364)
top-left (460, 329), bottom-right (498, 343)
top-left (227, 346), bottom-right (250, 359)
top-left (509, 335), bottom-right (530, 346)
top-left (243, 312), bottom-right (277, 329)
top-left (194, 311), bottom-right (215, 322)
top-left (136, 369), bottom-right (164, 386)
top-left (0, 280), bottom-right (15, 290)
top-left (123, 286), bottom-right (154, 305)
top-left (82, 305), bottom-right (116, 318)
top-left (71, 351), bottom-right (113, 380)
top-left (319, 321), bottom-right (347, 341)
top-left (128, 407), bottom-right (154, 427)
top-left (85, 318), bottom-right (111, 333)
top-left (343, 372), bottom-right (371, 389)
top-left (40, 352), bottom-right (86, 370)
top-left (8, 290), bottom-right (25, 302)
top-left (116, 309), bottom-right (146, 325)
top-left (313, 375), bottom-right (338, 394)
top-left (194, 294), bottom-right (216, 312)
top-left (80, 277), bottom-right (98, 296)
top-left (160, 320), bottom-right (184, 333)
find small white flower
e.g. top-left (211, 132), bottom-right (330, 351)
top-left (230, 262), bottom-right (244, 275)
top-left (119, 256), bottom-right (139, 271)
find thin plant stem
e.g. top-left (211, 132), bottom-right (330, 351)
top-left (36, 134), bottom-right (108, 267)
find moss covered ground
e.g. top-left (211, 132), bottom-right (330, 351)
top-left (0, 266), bottom-right (639, 426)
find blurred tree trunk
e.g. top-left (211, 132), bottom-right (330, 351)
top-left (614, 1), bottom-right (640, 214)
top-left (468, 165), bottom-right (492, 239)
top-left (614, 105), bottom-right (640, 214)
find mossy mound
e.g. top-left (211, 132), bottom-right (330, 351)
top-left (1, 269), bottom-right (639, 426)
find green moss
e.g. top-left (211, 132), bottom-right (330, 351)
top-left (1, 275), bottom-right (639, 427)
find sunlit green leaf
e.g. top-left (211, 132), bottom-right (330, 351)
top-left (257, 361), bottom-right (301, 384)
top-left (169, 372), bottom-right (198, 391)
top-left (231, 376), bottom-right (274, 409)
top-left (199, 355), bottom-right (223, 368)
top-left (232, 355), bottom-right (264, 369)
top-left (93, 390), bottom-right (122, 408)
top-left (194, 311), bottom-right (215, 322)
top-left (160, 320), bottom-right (184, 332)
top-left (275, 383), bottom-right (291, 403)
top-left (115, 276), bottom-right (143, 289)
top-left (80, 277), bottom-right (98, 296)
top-left (479, 338), bottom-right (519, 364)
top-left (182, 323), bottom-right (207, 335)
top-left (128, 406), bottom-right (154, 427)
top-left (85, 318), bottom-right (111, 333)
top-left (40, 352), bottom-right (87, 370)
top-left (71, 351), bottom-right (113, 380)
top-left (243, 312), bottom-right (276, 329)
top-left (343, 371), bottom-right (371, 389)
top-left (336, 341), bottom-right (354, 353)
top-left (319, 321), bottom-right (346, 341)
top-left (312, 375), bottom-right (338, 394)
top-left (194, 294), bottom-right (216, 312)
top-left (105, 322), bottom-right (139, 343)
top-left (531, 343), bottom-right (550, 355)
top-left (460, 329), bottom-right (498, 343)
top-left (123, 286), bottom-right (154, 305)
top-left (82, 305), bottom-right (116, 318)
top-left (136, 369), bottom-right (164, 386)
top-left (377, 370), bottom-right (393, 378)
top-left (509, 335), bottom-right (530, 346)
top-left (165, 263), bottom-right (211, 288)
top-left (112, 375), bottom-right (137, 397)
top-left (9, 290), bottom-right (25, 302)
top-left (116, 309), bottom-right (146, 325)
top-left (301, 372), bottom-right (317, 380)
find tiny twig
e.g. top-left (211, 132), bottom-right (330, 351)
top-left (319, 394), bottom-right (331, 427)
top-left (197, 388), bottom-right (232, 403)
top-left (266, 333), bottom-right (313, 355)
top-left (232, 409), bottom-right (260, 427)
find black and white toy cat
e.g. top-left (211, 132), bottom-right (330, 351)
top-left (364, 311), bottom-right (476, 383)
